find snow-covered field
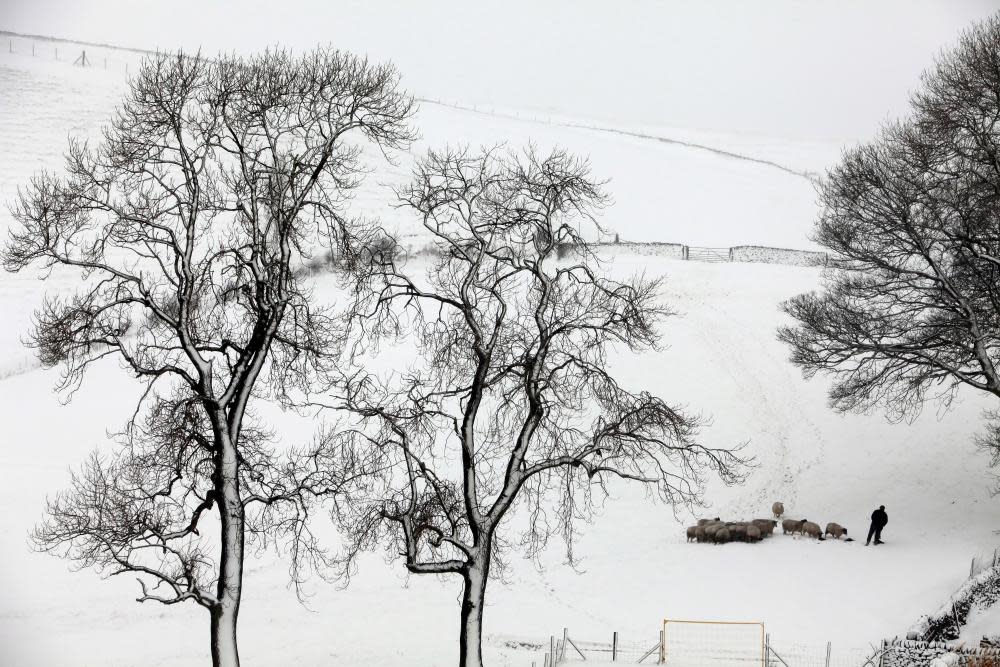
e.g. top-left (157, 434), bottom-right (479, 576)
top-left (0, 42), bottom-right (998, 667)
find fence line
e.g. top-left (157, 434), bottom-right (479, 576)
top-left (546, 546), bottom-right (1000, 667)
top-left (538, 628), bottom-right (661, 665)
top-left (534, 627), bottom-right (876, 666)
top-left (303, 237), bottom-right (830, 274)
top-left (766, 637), bottom-right (873, 667)
top-left (568, 241), bottom-right (829, 267)
top-left (2, 33), bottom-right (141, 72)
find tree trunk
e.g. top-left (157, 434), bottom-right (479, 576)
top-left (459, 550), bottom-right (491, 667)
top-left (210, 603), bottom-right (240, 667)
top-left (212, 431), bottom-right (244, 667)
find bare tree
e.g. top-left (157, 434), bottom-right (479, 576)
top-left (4, 49), bottom-right (414, 667)
top-left (322, 146), bottom-right (747, 667)
top-left (778, 15), bottom-right (1000, 468)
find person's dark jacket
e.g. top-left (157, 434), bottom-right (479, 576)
top-left (871, 508), bottom-right (888, 528)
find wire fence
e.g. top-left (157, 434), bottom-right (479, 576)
top-left (767, 639), bottom-right (876, 667)
top-left (1, 31), bottom-right (151, 73)
top-left (559, 633), bottom-right (661, 664)
top-left (533, 628), bottom-right (878, 667)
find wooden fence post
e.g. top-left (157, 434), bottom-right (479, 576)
top-left (543, 653), bottom-right (550, 667)
top-left (550, 636), bottom-right (556, 665)
top-left (659, 629), bottom-right (665, 664)
top-left (765, 633), bottom-right (770, 667)
top-left (612, 632), bottom-right (618, 661)
top-left (561, 628), bottom-right (568, 662)
top-left (825, 641), bottom-right (831, 667)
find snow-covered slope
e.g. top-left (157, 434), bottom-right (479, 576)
top-left (0, 43), bottom-right (997, 667)
top-left (0, 39), bottom-right (836, 248)
top-left (0, 43), bottom-right (835, 371)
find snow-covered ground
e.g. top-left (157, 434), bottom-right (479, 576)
top-left (0, 40), bottom-right (998, 667)
top-left (961, 601), bottom-right (1000, 647)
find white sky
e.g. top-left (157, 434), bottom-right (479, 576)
top-left (2, 0), bottom-right (999, 141)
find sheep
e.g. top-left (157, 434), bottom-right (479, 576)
top-left (687, 519), bottom-right (782, 544)
top-left (772, 502), bottom-right (785, 519)
top-left (728, 524), bottom-right (748, 541)
top-left (752, 519), bottom-right (776, 537)
top-left (801, 521), bottom-right (824, 540)
top-left (782, 518), bottom-right (807, 535)
top-left (825, 522), bottom-right (848, 540)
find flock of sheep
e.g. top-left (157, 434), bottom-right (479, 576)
top-left (686, 502), bottom-right (851, 544)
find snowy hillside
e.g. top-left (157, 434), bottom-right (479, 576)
top-left (0, 41), bottom-right (997, 667)
top-left (0, 41), bottom-right (836, 373)
top-left (0, 37), bottom-right (836, 248)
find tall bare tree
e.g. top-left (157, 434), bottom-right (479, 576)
top-left (778, 15), bottom-right (1000, 469)
top-left (323, 146), bottom-right (747, 667)
top-left (4, 49), bottom-right (414, 667)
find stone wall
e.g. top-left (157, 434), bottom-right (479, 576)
top-left (589, 241), bottom-right (825, 266)
top-left (910, 565), bottom-right (1000, 641)
top-left (584, 241), bottom-right (687, 260)
top-left (881, 639), bottom-right (1000, 667)
top-left (880, 564), bottom-right (1000, 667)
top-left (309, 238), bottom-right (829, 270)
top-left (729, 244), bottom-right (829, 267)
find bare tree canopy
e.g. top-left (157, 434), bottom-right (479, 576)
top-left (779, 14), bottom-right (1000, 454)
top-left (4, 48), bottom-right (414, 667)
top-left (323, 146), bottom-right (747, 667)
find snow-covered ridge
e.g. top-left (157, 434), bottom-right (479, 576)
top-left (0, 30), bottom-right (838, 248)
top-left (411, 97), bottom-right (827, 183)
